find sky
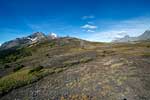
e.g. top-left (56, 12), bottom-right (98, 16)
top-left (0, 0), bottom-right (150, 44)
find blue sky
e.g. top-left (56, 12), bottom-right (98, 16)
top-left (0, 0), bottom-right (150, 44)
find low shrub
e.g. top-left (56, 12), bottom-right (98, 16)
top-left (29, 66), bottom-right (44, 73)
top-left (13, 65), bottom-right (25, 72)
top-left (4, 65), bottom-right (11, 68)
top-left (147, 45), bottom-right (150, 48)
top-left (80, 57), bottom-right (93, 63)
top-left (49, 42), bottom-right (56, 47)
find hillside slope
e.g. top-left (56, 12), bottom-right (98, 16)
top-left (0, 37), bottom-right (150, 100)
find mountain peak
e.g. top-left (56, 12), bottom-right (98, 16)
top-left (138, 30), bottom-right (150, 40)
top-left (142, 30), bottom-right (150, 35)
top-left (29, 32), bottom-right (46, 38)
top-left (144, 30), bottom-right (150, 33)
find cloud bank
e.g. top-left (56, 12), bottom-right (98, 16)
top-left (81, 24), bottom-right (97, 29)
top-left (84, 16), bottom-right (150, 42)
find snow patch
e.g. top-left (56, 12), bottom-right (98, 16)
top-left (27, 37), bottom-right (38, 42)
top-left (50, 32), bottom-right (57, 39)
top-left (51, 33), bottom-right (57, 38)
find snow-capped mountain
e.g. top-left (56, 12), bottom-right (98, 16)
top-left (0, 32), bottom-right (58, 50)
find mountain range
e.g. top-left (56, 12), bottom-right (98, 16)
top-left (0, 32), bottom-right (57, 50)
top-left (113, 30), bottom-right (150, 42)
top-left (1, 30), bottom-right (150, 50)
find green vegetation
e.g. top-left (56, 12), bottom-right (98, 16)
top-left (29, 66), bottom-right (44, 73)
top-left (13, 65), bottom-right (25, 72)
top-left (49, 41), bottom-right (56, 47)
top-left (0, 65), bottom-right (70, 96)
top-left (140, 52), bottom-right (150, 57)
top-left (0, 69), bottom-right (49, 96)
top-left (0, 47), bottom-right (32, 64)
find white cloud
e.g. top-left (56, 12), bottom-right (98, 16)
top-left (81, 24), bottom-right (97, 29)
top-left (87, 30), bottom-right (95, 33)
top-left (83, 16), bottom-right (150, 42)
top-left (87, 21), bottom-right (94, 24)
top-left (0, 43), bottom-right (1, 46)
top-left (82, 15), bottom-right (95, 20)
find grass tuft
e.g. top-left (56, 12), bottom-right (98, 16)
top-left (0, 69), bottom-right (49, 96)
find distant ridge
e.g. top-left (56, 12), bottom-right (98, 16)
top-left (113, 30), bottom-right (150, 42)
